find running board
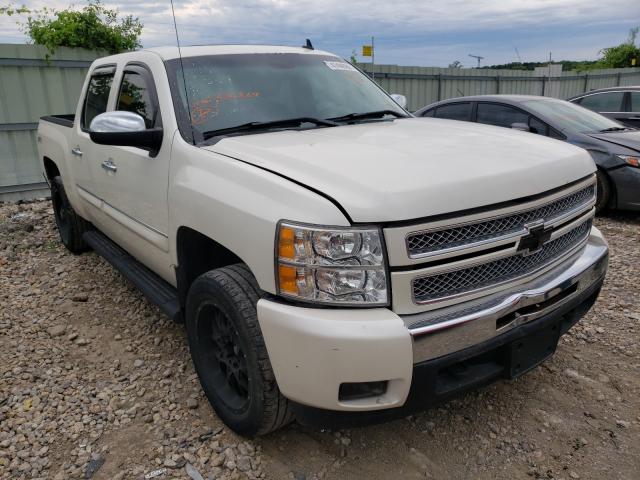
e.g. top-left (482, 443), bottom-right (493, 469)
top-left (83, 230), bottom-right (182, 322)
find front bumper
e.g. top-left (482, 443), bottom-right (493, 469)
top-left (257, 228), bottom-right (608, 414)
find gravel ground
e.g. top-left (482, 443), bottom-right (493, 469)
top-left (0, 200), bottom-right (638, 480)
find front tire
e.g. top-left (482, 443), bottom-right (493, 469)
top-left (50, 176), bottom-right (91, 253)
top-left (185, 264), bottom-right (293, 436)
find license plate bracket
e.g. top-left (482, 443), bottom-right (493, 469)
top-left (508, 323), bottom-right (561, 378)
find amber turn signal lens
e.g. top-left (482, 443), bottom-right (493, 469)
top-left (278, 226), bottom-right (295, 259)
top-left (278, 265), bottom-right (298, 294)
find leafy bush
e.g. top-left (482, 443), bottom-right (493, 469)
top-left (599, 27), bottom-right (640, 68)
top-left (1, 1), bottom-right (143, 56)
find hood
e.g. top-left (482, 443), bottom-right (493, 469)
top-left (586, 130), bottom-right (640, 153)
top-left (203, 118), bottom-right (595, 222)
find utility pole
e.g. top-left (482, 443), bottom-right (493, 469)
top-left (468, 54), bottom-right (484, 68)
top-left (371, 36), bottom-right (375, 81)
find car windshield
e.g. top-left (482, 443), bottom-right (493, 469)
top-left (522, 99), bottom-right (625, 133)
top-left (165, 53), bottom-right (406, 142)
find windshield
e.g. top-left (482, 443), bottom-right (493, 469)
top-left (522, 99), bottom-right (625, 133)
top-left (165, 53), bottom-right (406, 142)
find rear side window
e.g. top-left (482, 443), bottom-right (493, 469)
top-left (579, 92), bottom-right (624, 112)
top-left (82, 72), bottom-right (114, 129)
top-left (477, 103), bottom-right (528, 128)
top-left (630, 92), bottom-right (640, 112)
top-left (434, 103), bottom-right (471, 121)
top-left (420, 109), bottom-right (435, 117)
top-left (117, 71), bottom-right (158, 128)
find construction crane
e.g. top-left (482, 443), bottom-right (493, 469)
top-left (468, 54), bottom-right (484, 68)
top-left (514, 46), bottom-right (522, 63)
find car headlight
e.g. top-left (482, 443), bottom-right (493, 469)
top-left (616, 154), bottom-right (640, 168)
top-left (276, 221), bottom-right (388, 306)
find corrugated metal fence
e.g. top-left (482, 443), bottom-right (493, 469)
top-left (358, 64), bottom-right (640, 111)
top-left (0, 44), bottom-right (104, 200)
top-left (2, 43), bottom-right (640, 199)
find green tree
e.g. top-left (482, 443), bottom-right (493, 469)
top-left (599, 27), bottom-right (640, 68)
top-left (1, 1), bottom-right (143, 56)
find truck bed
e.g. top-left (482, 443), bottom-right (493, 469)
top-left (40, 114), bottom-right (75, 128)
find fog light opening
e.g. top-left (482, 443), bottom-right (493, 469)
top-left (339, 381), bottom-right (388, 401)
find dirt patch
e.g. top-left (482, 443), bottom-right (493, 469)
top-left (1, 201), bottom-right (638, 480)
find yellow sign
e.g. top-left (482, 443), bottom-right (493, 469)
top-left (632, 58), bottom-right (637, 66)
top-left (362, 45), bottom-right (373, 57)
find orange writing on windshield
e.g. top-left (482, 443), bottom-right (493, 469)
top-left (191, 92), bottom-right (261, 125)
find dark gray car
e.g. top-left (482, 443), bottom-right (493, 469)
top-left (415, 95), bottom-right (640, 212)
top-left (567, 86), bottom-right (640, 129)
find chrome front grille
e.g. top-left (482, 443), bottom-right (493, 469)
top-left (412, 219), bottom-right (592, 303)
top-left (407, 184), bottom-right (595, 257)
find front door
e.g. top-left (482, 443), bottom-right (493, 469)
top-left (89, 64), bottom-right (171, 273)
top-left (617, 92), bottom-right (640, 129)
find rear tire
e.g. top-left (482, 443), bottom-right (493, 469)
top-left (185, 264), bottom-right (293, 436)
top-left (594, 169), bottom-right (611, 214)
top-left (50, 176), bottom-right (91, 253)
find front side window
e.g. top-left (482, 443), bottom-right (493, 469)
top-left (82, 72), bottom-right (114, 129)
top-left (165, 53), bottom-right (405, 142)
top-left (578, 92), bottom-right (624, 112)
top-left (434, 103), bottom-right (471, 121)
top-left (117, 71), bottom-right (158, 128)
top-left (523, 99), bottom-right (624, 133)
top-left (477, 103), bottom-right (528, 128)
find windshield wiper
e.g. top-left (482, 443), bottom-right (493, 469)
top-left (599, 126), bottom-right (629, 132)
top-left (202, 117), bottom-right (338, 140)
top-left (328, 109), bottom-right (407, 123)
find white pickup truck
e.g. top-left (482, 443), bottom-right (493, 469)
top-left (38, 45), bottom-right (609, 436)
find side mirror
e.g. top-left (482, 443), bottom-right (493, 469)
top-left (510, 122), bottom-right (530, 132)
top-left (390, 94), bottom-right (407, 109)
top-left (89, 111), bottom-right (163, 155)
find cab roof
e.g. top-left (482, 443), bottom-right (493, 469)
top-left (101, 44), bottom-right (338, 62)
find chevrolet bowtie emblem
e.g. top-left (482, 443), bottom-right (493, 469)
top-left (518, 220), bottom-right (553, 256)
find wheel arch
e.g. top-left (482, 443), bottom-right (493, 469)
top-left (597, 166), bottom-right (617, 209)
top-left (43, 156), bottom-right (60, 183)
top-left (175, 226), bottom-right (245, 311)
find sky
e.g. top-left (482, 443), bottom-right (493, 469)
top-left (0, 0), bottom-right (638, 67)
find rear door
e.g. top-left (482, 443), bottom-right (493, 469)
top-left (73, 65), bottom-right (116, 213)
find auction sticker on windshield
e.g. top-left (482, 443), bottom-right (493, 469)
top-left (324, 61), bottom-right (357, 71)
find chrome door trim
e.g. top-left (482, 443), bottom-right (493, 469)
top-left (76, 184), bottom-right (169, 251)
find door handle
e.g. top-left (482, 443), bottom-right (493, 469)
top-left (101, 159), bottom-right (117, 173)
top-left (71, 147), bottom-right (83, 157)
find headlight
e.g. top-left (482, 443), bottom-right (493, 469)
top-left (276, 221), bottom-right (388, 306)
top-left (616, 154), bottom-right (640, 168)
